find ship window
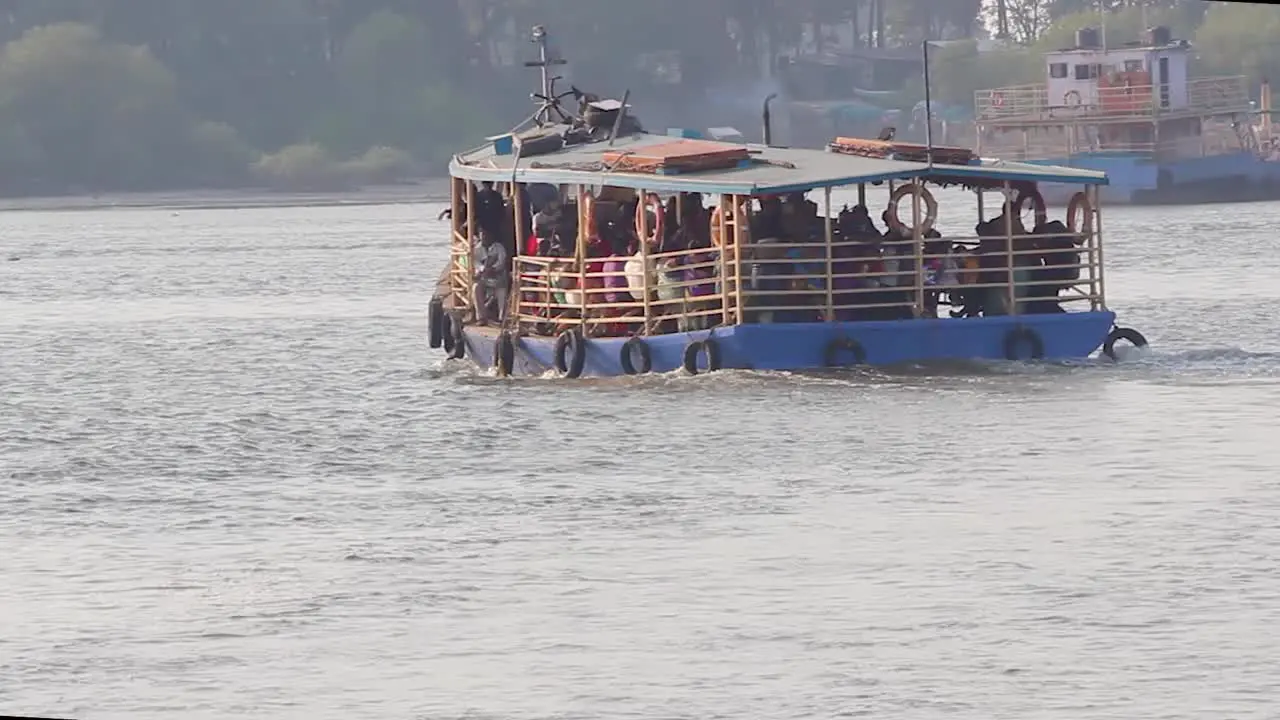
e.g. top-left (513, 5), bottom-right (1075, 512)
top-left (1074, 64), bottom-right (1091, 80)
top-left (1049, 62), bottom-right (1068, 79)
top-left (1125, 59), bottom-right (1143, 72)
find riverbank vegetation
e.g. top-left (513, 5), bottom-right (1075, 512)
top-left (0, 0), bottom-right (1269, 197)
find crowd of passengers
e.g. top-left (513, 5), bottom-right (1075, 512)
top-left (455, 181), bottom-right (1084, 335)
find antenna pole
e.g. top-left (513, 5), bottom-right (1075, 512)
top-left (524, 25), bottom-right (568, 126)
top-left (536, 28), bottom-right (551, 116)
top-left (1099, 0), bottom-right (1108, 52)
top-left (922, 40), bottom-right (934, 168)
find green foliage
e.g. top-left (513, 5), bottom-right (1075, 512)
top-left (253, 143), bottom-right (347, 192)
top-left (0, 22), bottom-right (192, 192)
top-left (0, 0), bottom-right (1270, 197)
top-left (1194, 3), bottom-right (1280, 89)
top-left (340, 146), bottom-right (416, 185)
top-left (930, 40), bottom-right (1039, 107)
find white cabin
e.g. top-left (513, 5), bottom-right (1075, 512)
top-left (1043, 27), bottom-right (1190, 111)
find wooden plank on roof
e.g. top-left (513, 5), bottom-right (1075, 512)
top-left (602, 139), bottom-right (750, 175)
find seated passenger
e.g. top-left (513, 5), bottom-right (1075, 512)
top-left (975, 215), bottom-right (1012, 315)
top-left (532, 198), bottom-right (561, 255)
top-left (752, 195), bottom-right (784, 240)
top-left (780, 206), bottom-right (823, 322)
top-left (921, 228), bottom-right (955, 318)
top-left (745, 238), bottom-right (791, 323)
top-left (1026, 219), bottom-right (1078, 314)
top-left (832, 205), bottom-right (883, 321)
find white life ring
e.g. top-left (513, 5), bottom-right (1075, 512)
top-left (1064, 90), bottom-right (1083, 106)
top-left (886, 183), bottom-right (938, 236)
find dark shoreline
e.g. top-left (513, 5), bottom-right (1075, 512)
top-left (0, 180), bottom-right (451, 213)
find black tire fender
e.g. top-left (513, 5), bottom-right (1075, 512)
top-left (620, 337), bottom-right (652, 375)
top-left (1003, 325), bottom-right (1044, 361)
top-left (823, 336), bottom-right (867, 367)
top-left (446, 312), bottom-right (466, 360)
top-left (428, 298), bottom-right (444, 349)
top-left (682, 338), bottom-right (722, 375)
top-left (493, 330), bottom-right (516, 376)
top-left (1103, 327), bottom-right (1148, 361)
top-left (554, 328), bottom-right (586, 378)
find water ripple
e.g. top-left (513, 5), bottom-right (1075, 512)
top-left (1, 199), bottom-right (1278, 720)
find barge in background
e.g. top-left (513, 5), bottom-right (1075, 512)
top-left (975, 25), bottom-right (1280, 205)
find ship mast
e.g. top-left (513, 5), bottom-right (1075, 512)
top-left (524, 25), bottom-right (571, 126)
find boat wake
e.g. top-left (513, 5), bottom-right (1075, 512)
top-left (429, 343), bottom-right (1280, 388)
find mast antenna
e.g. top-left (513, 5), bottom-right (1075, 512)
top-left (922, 40), bottom-right (934, 168)
top-left (524, 25), bottom-right (572, 126)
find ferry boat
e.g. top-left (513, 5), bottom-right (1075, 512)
top-left (427, 26), bottom-right (1149, 378)
top-left (975, 26), bottom-right (1280, 205)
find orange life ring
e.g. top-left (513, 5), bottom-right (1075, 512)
top-left (1014, 187), bottom-right (1048, 228)
top-left (991, 91), bottom-right (1005, 108)
top-left (1067, 191), bottom-right (1093, 235)
top-left (886, 183), bottom-right (938, 235)
top-left (1064, 90), bottom-right (1082, 106)
top-left (710, 201), bottom-right (750, 247)
top-left (634, 192), bottom-right (664, 247)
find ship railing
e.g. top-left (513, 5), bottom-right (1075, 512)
top-left (976, 83), bottom-right (1048, 120)
top-left (507, 230), bottom-right (1101, 334)
top-left (980, 128), bottom-right (1250, 161)
top-left (979, 137), bottom-right (1163, 160)
top-left (734, 233), bottom-right (1101, 318)
top-left (511, 244), bottom-right (733, 336)
top-left (1187, 75), bottom-right (1251, 113)
top-left (977, 75), bottom-right (1251, 122)
top-left (447, 177), bottom-right (475, 313)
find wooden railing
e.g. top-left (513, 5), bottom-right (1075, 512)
top-left (502, 226), bottom-right (1102, 336)
top-left (512, 244), bottom-right (733, 336)
top-left (734, 233), bottom-right (1100, 321)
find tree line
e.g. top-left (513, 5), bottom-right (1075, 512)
top-left (0, 0), bottom-right (1270, 197)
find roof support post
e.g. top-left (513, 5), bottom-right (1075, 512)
top-left (912, 178), bottom-right (925, 318)
top-left (1003, 180), bottom-right (1017, 316)
top-left (824, 187), bottom-right (834, 321)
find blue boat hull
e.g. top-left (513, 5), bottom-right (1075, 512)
top-left (1028, 152), bottom-right (1280, 205)
top-left (459, 311), bottom-right (1118, 377)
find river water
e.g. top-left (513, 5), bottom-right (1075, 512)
top-left (1, 195), bottom-right (1277, 720)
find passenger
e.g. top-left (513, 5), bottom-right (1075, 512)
top-left (472, 227), bottom-right (510, 325)
top-left (506, 185), bottom-right (532, 256)
top-left (743, 197), bottom-right (786, 323)
top-left (877, 209), bottom-right (914, 320)
top-left (745, 238), bottom-right (791, 323)
top-left (683, 208), bottom-right (721, 331)
top-left (1028, 219), bottom-right (1078, 313)
top-left (780, 202), bottom-right (823, 322)
top-left (752, 195), bottom-right (784, 239)
top-left (975, 211), bottom-right (1036, 315)
top-left (1011, 222), bottom-right (1042, 314)
top-left (975, 214), bottom-right (1011, 315)
top-left (948, 236), bottom-right (983, 319)
top-left (832, 204), bottom-right (882, 321)
top-left (532, 197), bottom-right (561, 255)
top-left (474, 181), bottom-right (505, 238)
top-left (921, 228), bottom-right (954, 318)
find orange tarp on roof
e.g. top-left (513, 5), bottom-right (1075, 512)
top-left (602, 139), bottom-right (750, 174)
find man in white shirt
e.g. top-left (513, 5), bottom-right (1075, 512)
top-left (473, 228), bottom-right (510, 325)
